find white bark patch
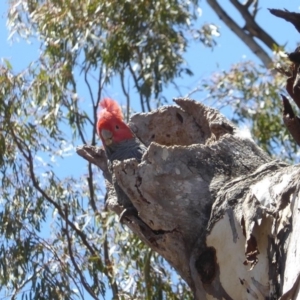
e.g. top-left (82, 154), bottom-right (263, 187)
top-left (281, 191), bottom-right (300, 297)
top-left (250, 177), bottom-right (273, 208)
top-left (207, 212), bottom-right (270, 300)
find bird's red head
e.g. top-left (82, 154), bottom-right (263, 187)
top-left (97, 98), bottom-right (134, 146)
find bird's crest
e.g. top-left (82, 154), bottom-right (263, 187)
top-left (98, 98), bottom-right (124, 122)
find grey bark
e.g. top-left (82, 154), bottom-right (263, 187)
top-left (77, 98), bottom-right (300, 299)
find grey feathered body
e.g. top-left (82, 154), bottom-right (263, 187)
top-left (104, 137), bottom-right (147, 222)
top-left (105, 138), bottom-right (146, 163)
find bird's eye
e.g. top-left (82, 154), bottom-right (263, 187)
top-left (115, 125), bottom-right (119, 130)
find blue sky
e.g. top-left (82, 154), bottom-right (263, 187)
top-left (0, 0), bottom-right (299, 299)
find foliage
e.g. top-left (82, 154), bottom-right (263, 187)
top-left (0, 0), bottom-right (219, 298)
top-left (8, 0), bottom-right (217, 112)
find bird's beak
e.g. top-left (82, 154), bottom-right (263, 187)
top-left (101, 129), bottom-right (113, 145)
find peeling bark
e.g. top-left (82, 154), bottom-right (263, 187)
top-left (270, 10), bottom-right (300, 147)
top-left (77, 98), bottom-right (300, 299)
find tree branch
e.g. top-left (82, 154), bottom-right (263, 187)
top-left (230, 0), bottom-right (279, 50)
top-left (103, 219), bottom-right (119, 299)
top-left (269, 9), bottom-right (300, 34)
top-left (128, 62), bottom-right (145, 112)
top-left (244, 0), bottom-right (256, 9)
top-left (120, 67), bottom-right (131, 122)
top-left (64, 205), bottom-right (99, 300)
top-left (207, 0), bottom-right (272, 68)
top-left (76, 144), bottom-right (111, 182)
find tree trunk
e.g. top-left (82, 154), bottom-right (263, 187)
top-left (77, 98), bottom-right (300, 299)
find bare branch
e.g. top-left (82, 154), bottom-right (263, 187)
top-left (103, 208), bottom-right (119, 299)
top-left (269, 9), bottom-right (300, 34)
top-left (252, 0), bottom-right (259, 18)
top-left (145, 95), bottom-right (151, 112)
top-left (230, 0), bottom-right (279, 50)
top-left (87, 165), bottom-right (98, 212)
top-left (76, 145), bottom-right (111, 182)
top-left (93, 63), bottom-right (105, 145)
top-left (207, 0), bottom-right (272, 68)
top-left (65, 205), bottom-right (99, 300)
top-left (120, 67), bottom-right (131, 122)
top-left (244, 0), bottom-right (256, 9)
top-left (84, 63), bottom-right (95, 108)
top-left (128, 62), bottom-right (145, 112)
top-left (74, 107), bottom-right (87, 145)
top-left (86, 63), bottom-right (106, 213)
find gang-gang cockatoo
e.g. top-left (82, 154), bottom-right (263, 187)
top-left (97, 98), bottom-right (147, 221)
